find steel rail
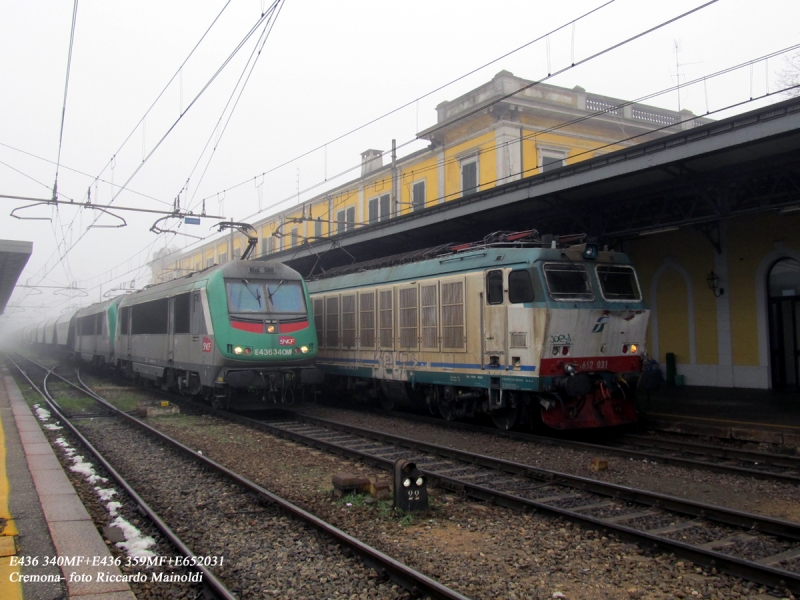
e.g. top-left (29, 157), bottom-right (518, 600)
top-left (212, 410), bottom-right (800, 595)
top-left (5, 355), bottom-right (238, 600)
top-left (69, 371), bottom-right (471, 600)
top-left (615, 433), bottom-right (800, 470)
top-left (318, 405), bottom-right (800, 485)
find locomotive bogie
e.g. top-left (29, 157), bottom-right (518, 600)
top-left (308, 244), bottom-right (652, 430)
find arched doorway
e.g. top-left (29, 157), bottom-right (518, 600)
top-left (768, 258), bottom-right (800, 390)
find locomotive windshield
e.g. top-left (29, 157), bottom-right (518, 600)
top-left (596, 265), bottom-right (641, 301)
top-left (543, 263), bottom-right (594, 301)
top-left (226, 280), bottom-right (307, 314)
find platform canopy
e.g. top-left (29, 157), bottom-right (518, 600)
top-left (0, 240), bottom-right (32, 315)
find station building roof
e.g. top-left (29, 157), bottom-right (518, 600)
top-left (0, 240), bottom-right (32, 315)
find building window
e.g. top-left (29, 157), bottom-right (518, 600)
top-left (260, 236), bottom-right (273, 256)
top-left (291, 228), bottom-right (298, 247)
top-left (539, 149), bottom-right (567, 172)
top-left (314, 220), bottom-right (322, 239)
top-left (368, 193), bottom-right (391, 224)
top-left (461, 158), bottom-right (478, 196)
top-left (412, 180), bottom-right (425, 211)
top-left (233, 248), bottom-right (241, 259)
top-left (368, 198), bottom-right (378, 224)
top-left (206, 258), bottom-right (214, 268)
top-left (218, 252), bottom-right (227, 264)
top-left (337, 207), bottom-right (355, 233)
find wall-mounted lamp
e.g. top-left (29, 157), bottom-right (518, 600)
top-left (706, 270), bottom-right (724, 297)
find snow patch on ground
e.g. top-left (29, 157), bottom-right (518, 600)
top-left (33, 404), bottom-right (51, 422)
top-left (111, 516), bottom-right (156, 557)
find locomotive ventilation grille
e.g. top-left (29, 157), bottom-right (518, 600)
top-left (510, 332), bottom-right (528, 348)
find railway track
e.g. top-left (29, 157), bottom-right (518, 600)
top-left (312, 405), bottom-right (800, 485)
top-left (189, 406), bottom-right (800, 595)
top-left (9, 355), bottom-right (469, 600)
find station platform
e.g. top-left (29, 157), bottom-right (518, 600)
top-left (639, 384), bottom-right (800, 448)
top-left (0, 365), bottom-right (135, 599)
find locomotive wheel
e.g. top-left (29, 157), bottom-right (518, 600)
top-left (438, 400), bottom-right (456, 421)
top-left (380, 396), bottom-right (395, 411)
top-left (491, 403), bottom-right (520, 430)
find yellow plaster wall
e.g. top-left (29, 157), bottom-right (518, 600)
top-left (443, 131), bottom-right (496, 201)
top-left (626, 228), bottom-right (718, 365)
top-left (309, 200), bottom-right (329, 237)
top-left (727, 213), bottom-right (800, 366)
top-left (330, 189), bottom-right (361, 224)
top-left (443, 114), bottom-right (494, 147)
top-left (656, 270), bottom-right (691, 364)
top-left (400, 155), bottom-right (438, 213)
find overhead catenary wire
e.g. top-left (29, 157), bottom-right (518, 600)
top-left (52, 0), bottom-right (79, 203)
top-left (0, 141), bottom-right (173, 206)
top-left (184, 0), bottom-right (285, 209)
top-left (226, 0), bottom-right (721, 225)
top-left (187, 0), bottom-right (619, 216)
top-left (14, 5), bottom-right (276, 307)
top-left (9, 1), bottom-right (238, 308)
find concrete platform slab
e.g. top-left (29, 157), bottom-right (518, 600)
top-left (22, 441), bottom-right (58, 456)
top-left (24, 452), bottom-right (64, 471)
top-left (39, 493), bottom-right (93, 522)
top-left (18, 429), bottom-right (47, 445)
top-left (78, 591), bottom-right (138, 600)
top-left (30, 467), bottom-right (77, 496)
top-left (14, 417), bottom-right (45, 432)
top-left (49, 520), bottom-right (130, 595)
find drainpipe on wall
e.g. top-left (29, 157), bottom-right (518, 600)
top-left (391, 139), bottom-right (398, 217)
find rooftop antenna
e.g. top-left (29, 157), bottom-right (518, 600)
top-left (673, 39), bottom-right (702, 113)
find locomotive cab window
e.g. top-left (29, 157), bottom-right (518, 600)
top-left (486, 270), bottom-right (504, 304)
top-left (543, 263), bottom-right (593, 301)
top-left (595, 265), bottom-right (641, 301)
top-left (509, 270), bottom-right (534, 303)
top-left (226, 280), bottom-right (307, 314)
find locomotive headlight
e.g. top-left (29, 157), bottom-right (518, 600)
top-left (630, 344), bottom-right (638, 354)
top-left (415, 477), bottom-right (424, 487)
top-left (300, 345), bottom-right (309, 354)
top-left (233, 346), bottom-right (244, 355)
top-left (267, 325), bottom-right (276, 333)
top-left (552, 346), bottom-right (560, 356)
top-left (244, 347), bottom-right (252, 356)
top-left (403, 478), bottom-right (411, 488)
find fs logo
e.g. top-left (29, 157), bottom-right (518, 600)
top-left (202, 337), bottom-right (212, 353)
top-left (591, 316), bottom-right (609, 333)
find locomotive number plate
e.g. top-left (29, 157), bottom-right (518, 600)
top-left (254, 348), bottom-right (293, 356)
top-left (578, 360), bottom-right (608, 370)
